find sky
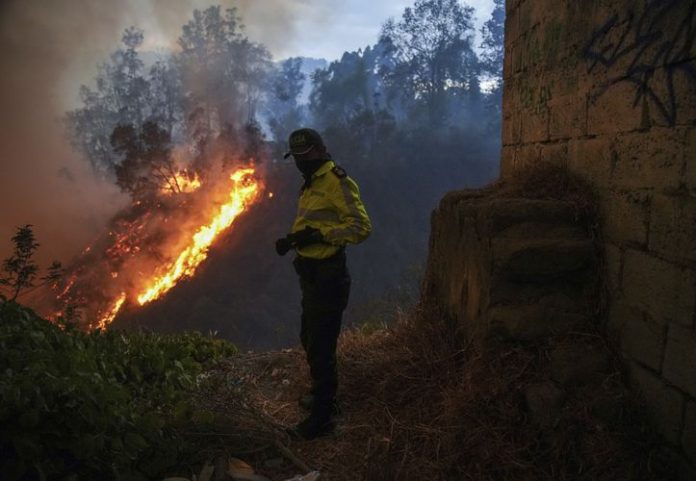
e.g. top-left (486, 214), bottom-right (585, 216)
top-left (0, 0), bottom-right (495, 264)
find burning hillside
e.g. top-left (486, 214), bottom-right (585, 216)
top-left (49, 161), bottom-right (264, 330)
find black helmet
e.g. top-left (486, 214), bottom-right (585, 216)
top-left (283, 128), bottom-right (325, 159)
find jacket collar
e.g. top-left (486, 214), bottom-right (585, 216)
top-left (312, 159), bottom-right (335, 179)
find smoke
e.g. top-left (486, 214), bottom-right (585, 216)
top-left (0, 0), bottom-right (332, 266)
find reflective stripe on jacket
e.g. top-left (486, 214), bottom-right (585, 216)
top-left (292, 160), bottom-right (371, 259)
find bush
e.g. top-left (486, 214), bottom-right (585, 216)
top-left (0, 301), bottom-right (237, 480)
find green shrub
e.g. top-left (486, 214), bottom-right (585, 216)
top-left (0, 301), bottom-right (237, 480)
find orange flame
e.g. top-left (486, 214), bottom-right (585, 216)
top-left (136, 167), bottom-right (259, 305)
top-left (96, 292), bottom-right (126, 330)
top-left (161, 170), bottom-right (201, 194)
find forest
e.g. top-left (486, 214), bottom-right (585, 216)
top-left (46, 0), bottom-right (506, 348)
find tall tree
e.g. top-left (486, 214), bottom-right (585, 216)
top-left (379, 0), bottom-right (480, 125)
top-left (480, 0), bottom-right (505, 85)
top-left (66, 27), bottom-right (150, 175)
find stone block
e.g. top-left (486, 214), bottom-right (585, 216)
top-left (629, 362), bottom-right (684, 445)
top-left (538, 141), bottom-right (567, 165)
top-left (646, 63), bottom-right (696, 128)
top-left (663, 324), bottom-right (696, 398)
top-left (512, 143), bottom-right (539, 171)
top-left (686, 128), bottom-right (696, 197)
top-left (601, 190), bottom-right (650, 246)
top-left (610, 128), bottom-right (686, 192)
top-left (502, 112), bottom-right (520, 146)
top-left (489, 301), bottom-right (587, 341)
top-left (587, 81), bottom-right (645, 136)
top-left (549, 94), bottom-right (586, 140)
top-left (493, 238), bottom-right (595, 282)
top-left (683, 401), bottom-right (696, 465)
top-left (650, 194), bottom-right (696, 263)
top-left (622, 249), bottom-right (696, 327)
top-left (567, 136), bottom-right (613, 191)
top-left (619, 311), bottom-right (667, 372)
top-left (603, 243), bottom-right (622, 296)
top-left (520, 108), bottom-right (549, 143)
top-left (525, 381), bottom-right (565, 427)
top-left (550, 341), bottom-right (610, 386)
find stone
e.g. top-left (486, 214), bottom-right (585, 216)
top-left (601, 190), bottom-right (650, 246)
top-left (662, 324), bottom-right (696, 398)
top-left (550, 341), bottom-right (610, 386)
top-left (649, 194), bottom-right (696, 263)
top-left (567, 136), bottom-right (613, 191)
top-left (549, 94), bottom-right (586, 140)
top-left (493, 238), bottom-right (595, 282)
top-left (587, 81), bottom-right (645, 136)
top-left (618, 312), bottom-right (667, 372)
top-left (525, 381), bottom-right (565, 427)
top-left (609, 128), bottom-right (685, 192)
top-left (683, 401), bottom-right (696, 465)
top-left (686, 128), bottom-right (696, 197)
top-left (629, 363), bottom-right (684, 445)
top-left (488, 302), bottom-right (586, 341)
top-left (603, 243), bottom-right (623, 296)
top-left (538, 141), bottom-right (568, 165)
top-left (622, 249), bottom-right (696, 327)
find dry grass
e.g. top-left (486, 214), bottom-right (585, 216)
top-left (192, 307), bottom-right (673, 481)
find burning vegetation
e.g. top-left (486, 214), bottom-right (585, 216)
top-left (48, 161), bottom-right (263, 330)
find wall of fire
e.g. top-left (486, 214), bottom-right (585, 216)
top-left (501, 0), bottom-right (696, 472)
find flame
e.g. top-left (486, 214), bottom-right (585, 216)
top-left (161, 170), bottom-right (201, 194)
top-left (96, 292), bottom-right (126, 330)
top-left (136, 167), bottom-right (259, 305)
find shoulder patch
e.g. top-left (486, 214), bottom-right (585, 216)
top-left (331, 165), bottom-right (347, 179)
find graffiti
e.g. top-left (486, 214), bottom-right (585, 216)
top-left (583, 0), bottom-right (696, 126)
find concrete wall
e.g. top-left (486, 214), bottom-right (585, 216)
top-left (502, 0), bottom-right (696, 468)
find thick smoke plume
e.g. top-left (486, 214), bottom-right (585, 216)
top-left (0, 0), bottom-right (328, 265)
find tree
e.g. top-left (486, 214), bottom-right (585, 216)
top-left (65, 27), bottom-right (150, 176)
top-left (265, 57), bottom-right (306, 144)
top-left (480, 0), bottom-right (505, 85)
top-left (0, 226), bottom-right (62, 303)
top-left (111, 121), bottom-right (180, 200)
top-left (379, 0), bottom-right (480, 125)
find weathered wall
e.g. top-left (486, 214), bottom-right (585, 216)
top-left (502, 0), bottom-right (696, 470)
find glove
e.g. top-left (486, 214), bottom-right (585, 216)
top-left (275, 237), bottom-right (292, 256)
top-left (289, 226), bottom-right (324, 248)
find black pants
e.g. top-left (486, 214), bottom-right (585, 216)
top-left (293, 251), bottom-right (351, 417)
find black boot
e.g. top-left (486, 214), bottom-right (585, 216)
top-left (289, 412), bottom-right (335, 440)
top-left (298, 393), bottom-right (341, 415)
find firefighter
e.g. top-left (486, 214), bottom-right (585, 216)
top-left (275, 128), bottom-right (371, 439)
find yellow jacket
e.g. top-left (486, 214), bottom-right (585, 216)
top-left (292, 160), bottom-right (371, 259)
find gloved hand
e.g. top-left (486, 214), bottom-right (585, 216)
top-left (275, 237), bottom-right (292, 256)
top-left (290, 226), bottom-right (324, 248)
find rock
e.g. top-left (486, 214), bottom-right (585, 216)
top-left (550, 342), bottom-right (610, 386)
top-left (525, 381), bottom-right (565, 427)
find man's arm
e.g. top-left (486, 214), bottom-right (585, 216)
top-left (321, 177), bottom-right (371, 246)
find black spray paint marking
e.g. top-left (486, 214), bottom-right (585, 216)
top-left (583, 0), bottom-right (696, 126)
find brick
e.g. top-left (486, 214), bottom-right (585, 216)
top-left (647, 63), bottom-right (696, 128)
top-left (603, 243), bottom-right (622, 296)
top-left (520, 108), bottom-right (549, 143)
top-left (567, 136), bottom-right (613, 190)
top-left (683, 401), bottom-right (696, 465)
top-left (548, 94), bottom-right (586, 140)
top-left (649, 194), bottom-right (696, 263)
top-left (685, 128), bottom-right (696, 197)
top-left (587, 81), bottom-right (645, 135)
top-left (512, 143), bottom-right (540, 171)
top-left (538, 142), bottom-right (567, 165)
top-left (622, 249), bottom-right (695, 327)
top-left (620, 312), bottom-right (667, 372)
top-left (629, 362), bottom-right (684, 445)
top-left (663, 324), bottom-right (696, 398)
top-left (610, 128), bottom-right (685, 191)
top-left (601, 190), bottom-right (650, 246)
top-left (501, 112), bottom-right (520, 146)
